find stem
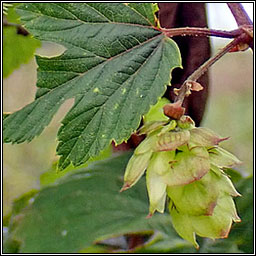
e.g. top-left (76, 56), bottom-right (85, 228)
top-left (227, 3), bottom-right (253, 50)
top-left (161, 26), bottom-right (241, 39)
top-left (3, 18), bottom-right (29, 36)
top-left (187, 37), bottom-right (242, 81)
top-left (175, 35), bottom-right (245, 103)
top-left (227, 3), bottom-right (252, 26)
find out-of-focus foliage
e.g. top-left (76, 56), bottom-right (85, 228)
top-left (203, 52), bottom-right (253, 175)
top-left (227, 176), bottom-right (253, 253)
top-left (3, 153), bottom-right (189, 253)
top-left (40, 145), bottom-right (112, 186)
top-left (3, 153), bottom-right (253, 253)
top-left (3, 4), bottom-right (41, 78)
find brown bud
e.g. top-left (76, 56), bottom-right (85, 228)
top-left (163, 101), bottom-right (185, 120)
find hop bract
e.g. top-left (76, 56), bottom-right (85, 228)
top-left (121, 114), bottom-right (241, 248)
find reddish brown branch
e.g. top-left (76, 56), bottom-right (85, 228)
top-left (159, 3), bottom-right (211, 126)
top-left (174, 34), bottom-right (248, 104)
top-left (161, 26), bottom-right (241, 39)
top-left (227, 3), bottom-right (253, 50)
top-left (227, 3), bottom-right (252, 26)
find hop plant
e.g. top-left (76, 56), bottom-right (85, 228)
top-left (120, 99), bottom-right (242, 248)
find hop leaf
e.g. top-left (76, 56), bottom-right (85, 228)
top-left (4, 3), bottom-right (182, 170)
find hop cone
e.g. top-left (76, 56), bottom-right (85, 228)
top-left (121, 107), bottom-right (242, 248)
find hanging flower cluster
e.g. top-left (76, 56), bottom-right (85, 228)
top-left (121, 113), bottom-right (241, 248)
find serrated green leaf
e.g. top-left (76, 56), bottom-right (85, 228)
top-left (3, 3), bottom-right (181, 170)
top-left (6, 153), bottom-right (186, 253)
top-left (135, 237), bottom-right (196, 254)
top-left (128, 3), bottom-right (158, 26)
top-left (11, 189), bottom-right (39, 216)
top-left (3, 113), bottom-right (11, 120)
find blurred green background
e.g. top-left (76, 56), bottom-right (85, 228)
top-left (3, 4), bottom-right (253, 217)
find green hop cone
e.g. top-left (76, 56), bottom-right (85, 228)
top-left (121, 107), bottom-right (241, 248)
top-left (168, 166), bottom-right (241, 248)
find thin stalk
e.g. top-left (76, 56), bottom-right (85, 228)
top-left (161, 27), bottom-right (241, 39)
top-left (174, 35), bottom-right (245, 103)
top-left (3, 18), bottom-right (29, 36)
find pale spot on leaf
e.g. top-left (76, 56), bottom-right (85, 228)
top-left (93, 88), bottom-right (100, 93)
top-left (61, 230), bottom-right (68, 236)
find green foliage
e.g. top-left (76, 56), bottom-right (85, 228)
top-left (40, 145), bottom-right (112, 186)
top-left (3, 4), bottom-right (41, 78)
top-left (3, 3), bottom-right (13, 16)
top-left (3, 153), bottom-right (252, 253)
top-left (3, 26), bottom-right (41, 78)
top-left (5, 3), bottom-right (20, 23)
top-left (3, 3), bottom-right (181, 171)
top-left (3, 189), bottom-right (39, 253)
top-left (11, 189), bottom-right (39, 216)
top-left (4, 153), bottom-right (188, 253)
top-left (227, 177), bottom-right (253, 253)
top-left (143, 97), bottom-right (170, 123)
top-left (127, 3), bottom-right (159, 26)
top-left (3, 3), bottom-right (252, 254)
